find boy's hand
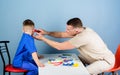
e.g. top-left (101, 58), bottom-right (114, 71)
top-left (37, 62), bottom-right (45, 67)
top-left (32, 52), bottom-right (45, 67)
top-left (38, 55), bottom-right (44, 59)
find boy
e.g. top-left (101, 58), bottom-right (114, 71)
top-left (13, 19), bottom-right (44, 75)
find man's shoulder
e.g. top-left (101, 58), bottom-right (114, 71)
top-left (82, 27), bottom-right (96, 34)
top-left (75, 27), bottom-right (94, 38)
top-left (85, 27), bottom-right (93, 31)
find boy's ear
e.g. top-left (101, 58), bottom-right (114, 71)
top-left (22, 27), bottom-right (24, 32)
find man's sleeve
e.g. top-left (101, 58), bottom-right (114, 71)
top-left (25, 38), bottom-right (37, 54)
top-left (68, 34), bottom-right (88, 48)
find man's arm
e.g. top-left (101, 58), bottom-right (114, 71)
top-left (33, 33), bottom-right (75, 50)
top-left (48, 32), bottom-right (73, 38)
top-left (42, 37), bottom-right (75, 50)
top-left (39, 29), bottom-right (73, 38)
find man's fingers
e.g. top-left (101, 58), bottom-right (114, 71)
top-left (36, 33), bottom-right (42, 35)
top-left (33, 35), bottom-right (37, 39)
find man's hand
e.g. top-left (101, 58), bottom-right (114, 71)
top-left (38, 29), bottom-right (49, 35)
top-left (33, 33), bottom-right (44, 40)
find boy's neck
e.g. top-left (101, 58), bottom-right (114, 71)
top-left (23, 26), bottom-right (34, 36)
top-left (24, 31), bottom-right (32, 35)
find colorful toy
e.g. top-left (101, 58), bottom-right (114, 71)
top-left (73, 62), bottom-right (79, 67)
top-left (34, 29), bottom-right (41, 33)
top-left (63, 59), bottom-right (74, 66)
top-left (48, 54), bottom-right (79, 67)
top-left (48, 58), bottom-right (63, 66)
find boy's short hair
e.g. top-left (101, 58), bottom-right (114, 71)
top-left (67, 18), bottom-right (83, 28)
top-left (23, 19), bottom-right (34, 26)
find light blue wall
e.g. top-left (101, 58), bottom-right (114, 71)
top-left (0, 0), bottom-right (120, 75)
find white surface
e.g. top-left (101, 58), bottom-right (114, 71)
top-left (39, 53), bottom-right (90, 75)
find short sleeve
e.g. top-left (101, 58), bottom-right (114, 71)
top-left (68, 33), bottom-right (88, 48)
top-left (25, 36), bottom-right (37, 54)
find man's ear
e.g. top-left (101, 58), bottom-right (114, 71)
top-left (75, 28), bottom-right (80, 33)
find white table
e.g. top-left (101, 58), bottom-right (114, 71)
top-left (39, 53), bottom-right (90, 75)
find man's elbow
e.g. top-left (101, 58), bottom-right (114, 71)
top-left (56, 45), bottom-right (75, 50)
top-left (56, 46), bottom-right (66, 50)
top-left (56, 47), bottom-right (62, 50)
top-left (55, 43), bottom-right (69, 50)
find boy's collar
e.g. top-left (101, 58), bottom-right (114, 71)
top-left (24, 32), bottom-right (32, 36)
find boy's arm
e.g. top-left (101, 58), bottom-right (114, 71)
top-left (32, 52), bottom-right (45, 67)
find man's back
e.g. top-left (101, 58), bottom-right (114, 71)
top-left (69, 27), bottom-right (114, 63)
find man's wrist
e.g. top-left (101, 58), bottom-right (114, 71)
top-left (46, 31), bottom-right (50, 35)
top-left (41, 36), bottom-right (46, 41)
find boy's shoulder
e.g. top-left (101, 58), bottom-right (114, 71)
top-left (19, 33), bottom-right (34, 44)
top-left (22, 33), bottom-right (33, 39)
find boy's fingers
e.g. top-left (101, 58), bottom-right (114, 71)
top-left (39, 64), bottom-right (45, 67)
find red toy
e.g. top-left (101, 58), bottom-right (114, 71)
top-left (34, 29), bottom-right (41, 33)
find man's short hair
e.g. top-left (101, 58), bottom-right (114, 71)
top-left (67, 18), bottom-right (83, 28)
top-left (23, 19), bottom-right (34, 26)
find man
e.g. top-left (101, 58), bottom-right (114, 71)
top-left (34, 18), bottom-right (115, 75)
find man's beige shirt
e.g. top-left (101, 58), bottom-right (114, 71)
top-left (69, 27), bottom-right (114, 64)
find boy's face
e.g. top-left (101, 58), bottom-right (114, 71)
top-left (23, 25), bottom-right (35, 35)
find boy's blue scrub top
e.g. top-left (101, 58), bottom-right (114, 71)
top-left (13, 33), bottom-right (37, 68)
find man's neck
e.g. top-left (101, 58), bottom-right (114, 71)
top-left (81, 27), bottom-right (85, 32)
top-left (76, 27), bottom-right (85, 34)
